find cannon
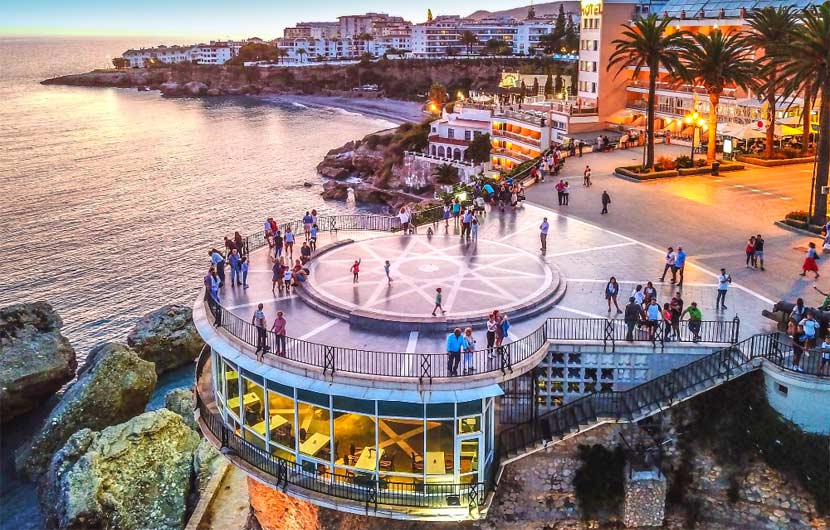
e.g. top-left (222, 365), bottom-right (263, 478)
top-left (763, 300), bottom-right (830, 338)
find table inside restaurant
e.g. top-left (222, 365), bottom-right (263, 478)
top-left (227, 392), bottom-right (260, 412)
top-left (250, 414), bottom-right (288, 436)
top-left (425, 451), bottom-right (446, 475)
top-left (300, 432), bottom-right (330, 456)
top-left (354, 447), bottom-right (384, 471)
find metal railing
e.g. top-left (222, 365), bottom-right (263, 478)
top-left (497, 332), bottom-right (826, 459)
top-left (194, 357), bottom-right (484, 512)
top-left (205, 289), bottom-right (740, 383)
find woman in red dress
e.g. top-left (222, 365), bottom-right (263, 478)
top-left (801, 242), bottom-right (820, 279)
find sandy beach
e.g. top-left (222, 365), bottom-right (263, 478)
top-left (263, 94), bottom-right (427, 125)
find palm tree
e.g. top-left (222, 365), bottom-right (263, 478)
top-left (433, 163), bottom-right (459, 184)
top-left (742, 6), bottom-right (797, 159)
top-left (607, 15), bottom-right (688, 170)
top-left (459, 30), bottom-right (479, 55)
top-left (680, 30), bottom-right (756, 164)
top-left (779, 3), bottom-right (830, 221)
top-left (276, 48), bottom-right (289, 64)
top-left (296, 48), bottom-right (307, 63)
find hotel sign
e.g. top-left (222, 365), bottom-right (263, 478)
top-left (581, 0), bottom-right (602, 15)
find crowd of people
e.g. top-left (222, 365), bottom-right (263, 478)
top-left (445, 310), bottom-right (511, 376)
top-left (785, 298), bottom-right (830, 374)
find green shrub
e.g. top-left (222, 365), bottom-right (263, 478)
top-left (573, 444), bottom-right (626, 519)
top-left (785, 210), bottom-right (809, 221)
top-left (675, 155), bottom-right (693, 169)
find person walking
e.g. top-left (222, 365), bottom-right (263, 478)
top-left (601, 190), bottom-right (611, 215)
top-left (539, 217), bottom-right (550, 251)
top-left (674, 246), bottom-right (687, 287)
top-left (273, 230), bottom-right (283, 260)
top-left (624, 297), bottom-right (644, 342)
top-left (681, 302), bottom-right (703, 342)
top-left (446, 328), bottom-right (465, 377)
top-left (605, 277), bottom-right (622, 314)
top-left (252, 303), bottom-right (268, 361)
top-left (583, 165), bottom-right (592, 187)
top-left (745, 236), bottom-right (756, 269)
top-left (716, 268), bottom-right (731, 310)
top-left (562, 181), bottom-right (570, 205)
top-left (471, 217), bottom-right (479, 240)
top-left (462, 327), bottom-right (477, 375)
top-left (659, 247), bottom-right (676, 283)
top-left (800, 242), bottom-right (820, 279)
top-left (284, 227), bottom-right (295, 260)
top-left (462, 209), bottom-right (473, 238)
top-left (432, 287), bottom-right (446, 316)
top-left (754, 234), bottom-right (765, 271)
top-left (384, 260), bottom-right (393, 283)
top-left (272, 260), bottom-right (282, 293)
top-left (350, 259), bottom-right (362, 283)
top-left (271, 310), bottom-right (287, 357)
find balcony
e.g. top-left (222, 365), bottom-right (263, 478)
top-left (493, 109), bottom-right (546, 128)
top-left (491, 148), bottom-right (533, 162)
top-left (490, 129), bottom-right (541, 147)
top-left (627, 80), bottom-right (736, 99)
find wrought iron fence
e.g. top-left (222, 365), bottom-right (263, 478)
top-left (194, 355), bottom-right (484, 512)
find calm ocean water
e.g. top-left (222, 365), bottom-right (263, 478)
top-left (0, 36), bottom-right (394, 530)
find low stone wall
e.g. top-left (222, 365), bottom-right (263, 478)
top-left (736, 154), bottom-right (815, 167)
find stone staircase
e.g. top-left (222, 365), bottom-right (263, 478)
top-left (498, 343), bottom-right (760, 465)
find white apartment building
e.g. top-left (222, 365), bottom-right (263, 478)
top-left (412, 17), bottom-right (576, 57)
top-left (284, 22), bottom-right (340, 40)
top-left (428, 107), bottom-right (492, 160)
top-left (370, 34), bottom-right (412, 55)
top-left (122, 45), bottom-right (194, 68)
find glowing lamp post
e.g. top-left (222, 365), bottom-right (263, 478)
top-left (684, 111), bottom-right (706, 164)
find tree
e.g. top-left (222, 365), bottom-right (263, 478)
top-left (539, 31), bottom-right (565, 55)
top-left (680, 29), bottom-right (756, 164)
top-left (485, 38), bottom-right (503, 56)
top-left (466, 133), bottom-right (492, 164)
top-left (428, 82), bottom-right (448, 109)
top-left (742, 6), bottom-right (797, 159)
top-left (459, 30), bottom-right (479, 55)
top-left (554, 4), bottom-right (567, 37)
top-left (520, 80), bottom-right (527, 102)
top-left (112, 57), bottom-right (129, 69)
top-left (446, 46), bottom-right (460, 57)
top-left (778, 3), bottom-right (830, 221)
top-left (544, 72), bottom-right (554, 97)
top-left (276, 48), bottom-right (289, 64)
top-left (433, 163), bottom-right (459, 185)
top-left (607, 15), bottom-right (688, 170)
top-left (233, 42), bottom-right (277, 64)
top-left (565, 15), bottom-right (579, 53)
top-left (296, 48), bottom-right (307, 63)
top-left (532, 77), bottom-right (540, 97)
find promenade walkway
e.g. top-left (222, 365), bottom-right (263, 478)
top-left (211, 200), bottom-right (775, 359)
top-left (527, 143), bottom-right (820, 305)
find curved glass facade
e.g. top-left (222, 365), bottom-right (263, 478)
top-left (212, 351), bottom-right (495, 489)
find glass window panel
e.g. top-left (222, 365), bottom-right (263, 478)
top-left (334, 411), bottom-right (376, 471)
top-left (332, 395), bottom-right (375, 414)
top-left (297, 388), bottom-right (330, 407)
top-left (266, 379), bottom-right (293, 397)
top-left (426, 403), bottom-right (455, 418)
top-left (298, 402), bottom-right (332, 461)
top-left (223, 360), bottom-right (239, 401)
top-left (267, 390), bottom-right (296, 450)
top-left (457, 415), bottom-right (481, 434)
top-left (377, 400), bottom-right (424, 418)
top-left (459, 438), bottom-right (480, 484)
top-left (425, 420), bottom-right (454, 476)
top-left (457, 399), bottom-right (482, 417)
top-left (241, 378), bottom-right (266, 427)
top-left (378, 417), bottom-right (425, 475)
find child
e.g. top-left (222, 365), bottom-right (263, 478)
top-left (310, 224), bottom-right (318, 251)
top-left (350, 259), bottom-right (362, 283)
top-left (471, 218), bottom-right (479, 240)
top-left (241, 256), bottom-right (249, 289)
top-left (431, 287), bottom-right (446, 316)
top-left (283, 267), bottom-right (293, 293)
top-left (384, 260), bottom-right (392, 284)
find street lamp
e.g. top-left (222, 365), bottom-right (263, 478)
top-left (684, 111), bottom-right (706, 164)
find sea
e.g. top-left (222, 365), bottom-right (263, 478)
top-left (0, 36), bottom-right (396, 530)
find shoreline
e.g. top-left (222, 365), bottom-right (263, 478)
top-left (257, 94), bottom-right (426, 126)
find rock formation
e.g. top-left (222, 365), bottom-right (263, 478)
top-left (16, 342), bottom-right (157, 479)
top-left (127, 305), bottom-right (204, 375)
top-left (164, 387), bottom-right (197, 431)
top-left (40, 409), bottom-right (200, 530)
top-left (0, 302), bottom-right (76, 424)
top-left (247, 478), bottom-right (320, 530)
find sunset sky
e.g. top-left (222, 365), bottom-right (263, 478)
top-left (1, 0), bottom-right (532, 38)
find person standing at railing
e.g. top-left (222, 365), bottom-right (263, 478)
top-left (446, 328), bottom-right (465, 377)
top-left (252, 303), bottom-right (268, 361)
top-left (795, 312), bottom-right (819, 372)
top-left (624, 297), bottom-right (644, 342)
top-left (272, 311), bottom-right (287, 357)
top-left (681, 302), bottom-right (703, 343)
top-left (209, 249), bottom-right (226, 288)
top-left (820, 337), bottom-right (830, 376)
top-left (234, 232), bottom-right (245, 257)
top-left (486, 313), bottom-right (498, 359)
top-left (646, 299), bottom-right (662, 342)
top-left (229, 248), bottom-right (242, 287)
top-left (462, 328), bottom-right (477, 375)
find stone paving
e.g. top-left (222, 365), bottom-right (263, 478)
top-left (213, 199), bottom-right (776, 357)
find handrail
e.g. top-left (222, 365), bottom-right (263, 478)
top-left (194, 353), bottom-right (484, 511)
top-left (497, 332), bottom-right (827, 460)
top-left (205, 288), bottom-right (740, 383)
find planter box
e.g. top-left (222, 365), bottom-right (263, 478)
top-left (677, 163), bottom-right (744, 176)
top-left (736, 155), bottom-right (815, 167)
top-left (615, 166), bottom-right (678, 180)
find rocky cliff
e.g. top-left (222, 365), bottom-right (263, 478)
top-left (0, 302), bottom-right (76, 424)
top-left (40, 409), bottom-right (201, 530)
top-left (126, 305), bottom-right (204, 375)
top-left (16, 342), bottom-right (157, 479)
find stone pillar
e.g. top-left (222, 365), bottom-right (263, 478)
top-left (622, 465), bottom-right (667, 528)
top-left (247, 478), bottom-right (320, 530)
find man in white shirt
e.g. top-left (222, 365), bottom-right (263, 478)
top-left (540, 217), bottom-right (550, 251)
top-left (716, 268), bottom-right (731, 310)
top-left (660, 246), bottom-right (676, 283)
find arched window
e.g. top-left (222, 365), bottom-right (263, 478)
top-left (431, 145), bottom-right (437, 156)
top-left (437, 146), bottom-right (445, 158)
top-left (453, 148), bottom-right (461, 160)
